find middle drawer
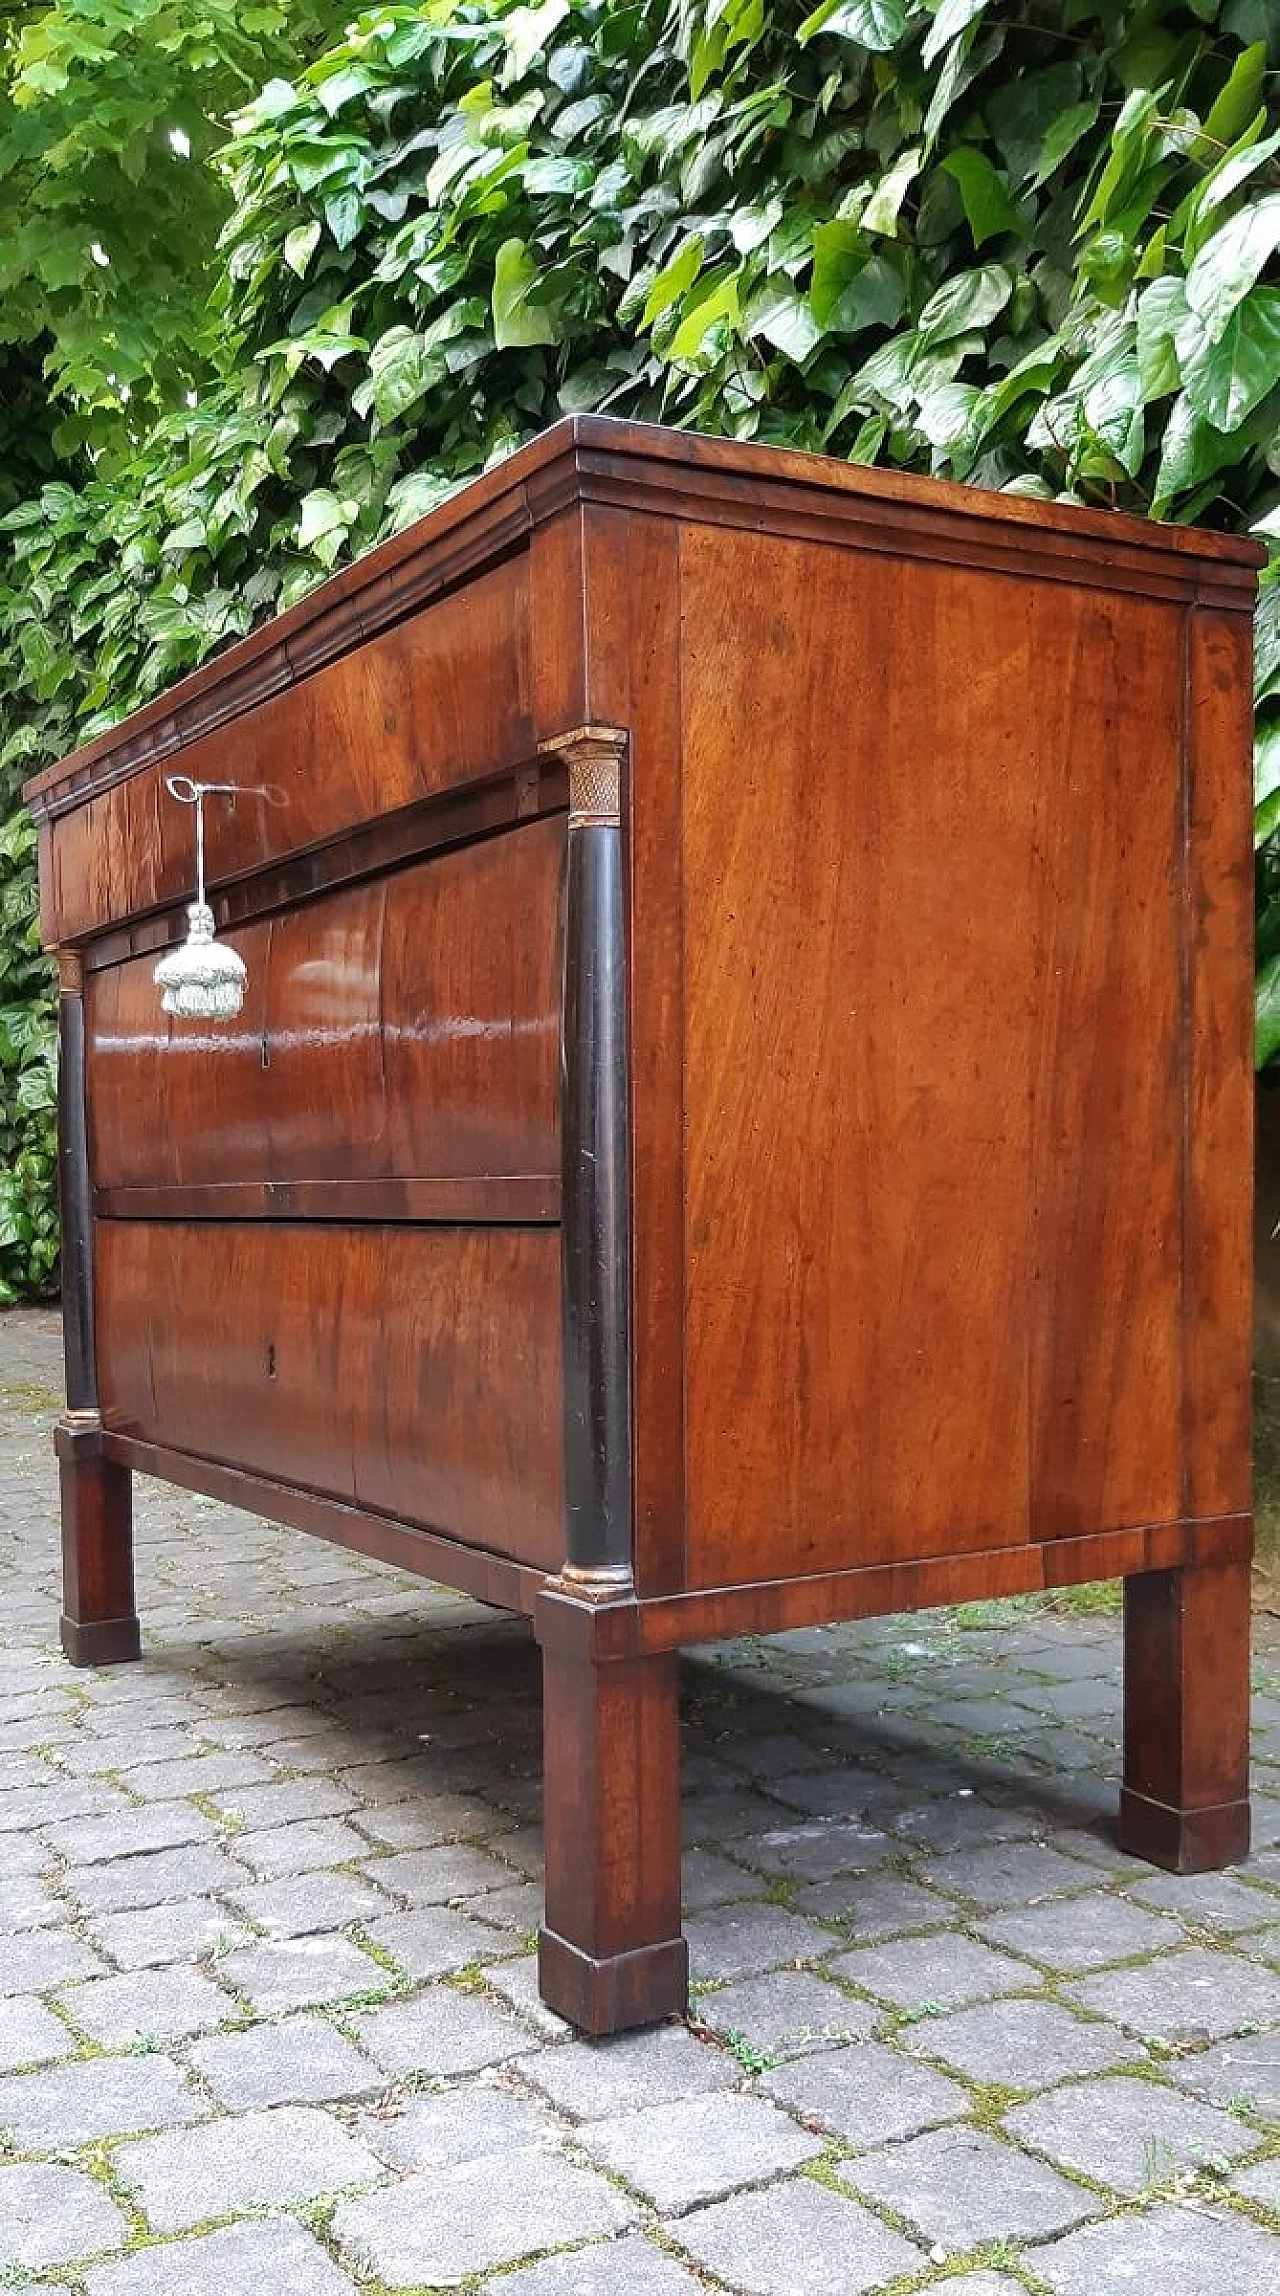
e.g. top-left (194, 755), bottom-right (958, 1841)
top-left (87, 813), bottom-right (565, 1213)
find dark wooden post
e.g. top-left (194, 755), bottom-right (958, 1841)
top-left (56, 949), bottom-right (138, 1666)
top-left (558, 726), bottom-right (633, 1592)
top-left (534, 725), bottom-right (686, 2033)
top-left (1120, 1559), bottom-right (1251, 1871)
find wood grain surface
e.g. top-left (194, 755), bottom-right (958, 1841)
top-left (87, 817), bottom-right (563, 1197)
top-left (674, 524), bottom-right (1194, 1589)
top-left (95, 1220), bottom-right (564, 1570)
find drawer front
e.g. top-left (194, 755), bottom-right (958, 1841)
top-left (43, 554), bottom-right (534, 944)
top-left (88, 816), bottom-right (564, 1214)
top-left (95, 1221), bottom-right (565, 1571)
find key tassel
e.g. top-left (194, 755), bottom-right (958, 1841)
top-left (154, 775), bottom-right (250, 1022)
top-left (155, 903), bottom-right (247, 1020)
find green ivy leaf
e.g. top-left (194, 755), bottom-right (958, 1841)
top-left (1203, 41), bottom-right (1268, 149)
top-left (1186, 194), bottom-right (1280, 341)
top-left (1136, 276), bottom-right (1202, 400)
top-left (746, 280), bottom-right (822, 363)
top-left (1182, 287), bottom-right (1280, 431)
top-left (916, 263), bottom-right (1011, 344)
top-left (922, 0), bottom-right (989, 73)
top-left (797, 0), bottom-right (908, 52)
top-left (668, 269), bottom-right (741, 360)
top-left (296, 487), bottom-right (347, 546)
top-left (1257, 948), bottom-right (1280, 1067)
top-left (284, 221), bottom-right (321, 277)
top-left (367, 327), bottom-right (436, 423)
top-left (863, 146), bottom-right (921, 236)
top-left (1151, 392), bottom-right (1240, 514)
top-left (1256, 585), bottom-right (1280, 702)
top-left (1255, 713), bottom-right (1280, 835)
top-left (491, 238), bottom-right (558, 348)
top-left (641, 237), bottom-right (705, 329)
top-left (940, 148), bottom-right (1023, 248)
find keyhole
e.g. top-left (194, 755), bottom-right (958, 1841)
top-left (266, 1343), bottom-right (276, 1380)
top-left (260, 1033), bottom-right (271, 1070)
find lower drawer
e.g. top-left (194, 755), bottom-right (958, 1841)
top-left (94, 1221), bottom-right (565, 1572)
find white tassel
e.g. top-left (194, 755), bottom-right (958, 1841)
top-left (155, 775), bottom-right (251, 1023)
top-left (155, 903), bottom-right (247, 1020)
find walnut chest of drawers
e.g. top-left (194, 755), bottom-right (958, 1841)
top-left (27, 417), bottom-right (1263, 2032)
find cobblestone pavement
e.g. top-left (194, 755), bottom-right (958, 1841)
top-left (2, 1307), bottom-right (1280, 2294)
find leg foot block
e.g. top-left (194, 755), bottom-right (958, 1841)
top-left (60, 1613), bottom-right (141, 1668)
top-left (538, 1927), bottom-right (688, 2036)
top-left (1118, 1786), bottom-right (1250, 1874)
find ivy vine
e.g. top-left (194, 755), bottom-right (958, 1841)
top-left (2, 0), bottom-right (1278, 1297)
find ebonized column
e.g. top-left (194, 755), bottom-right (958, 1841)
top-left (55, 949), bottom-right (138, 1666)
top-left (557, 725), bottom-right (634, 1591)
top-left (534, 725), bottom-right (687, 2032)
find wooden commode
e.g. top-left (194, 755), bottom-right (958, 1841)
top-left (27, 417), bottom-right (1263, 2033)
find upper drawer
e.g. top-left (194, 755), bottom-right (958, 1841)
top-left (41, 554), bottom-right (533, 946)
top-left (88, 815), bottom-right (564, 1218)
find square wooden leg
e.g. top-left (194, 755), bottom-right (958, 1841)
top-left (1119, 1558), bottom-right (1250, 1872)
top-left (56, 1419), bottom-right (140, 1667)
top-left (536, 1590), bottom-right (687, 2034)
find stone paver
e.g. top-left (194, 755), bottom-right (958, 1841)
top-left (45, 1800), bottom-right (219, 1865)
top-left (762, 2038), bottom-right (968, 2147)
top-left (906, 1994), bottom-right (1144, 2085)
top-left (357, 2078), bottom-right (555, 2170)
top-left (227, 1869), bottom-right (392, 1936)
top-left (580, 2090), bottom-right (822, 2211)
top-left (0, 1992), bottom-right (76, 2071)
top-left (1068, 1946), bottom-right (1280, 2041)
top-left (0, 1868), bottom-right (61, 1930)
top-left (1127, 1869), bottom-right (1280, 1932)
top-left (1169, 2029), bottom-right (1280, 2115)
top-left (843, 2122), bottom-right (1098, 2245)
top-left (360, 1903), bottom-right (505, 1976)
top-left (64, 1842), bottom-right (248, 1914)
top-left (82, 2218), bottom-right (359, 2296)
top-left (696, 1968), bottom-right (877, 2057)
top-left (975, 1890), bottom-right (1184, 1969)
top-left (91, 1896), bottom-right (253, 1967)
top-left (332, 2145), bottom-right (635, 2284)
top-left (923, 1837), bottom-right (1100, 1908)
top-left (485, 1950), bottom-right (575, 2038)
top-left (0, 2161), bottom-right (127, 2269)
top-left (517, 2024), bottom-right (738, 2119)
top-left (1005, 2071), bottom-right (1259, 2194)
top-left (60, 1964), bottom-right (232, 2047)
top-left (674, 2179), bottom-right (923, 2295)
top-left (928, 2281), bottom-right (1028, 2295)
top-left (2, 1307), bottom-right (1279, 2292)
top-left (0, 2051), bottom-right (209, 2147)
top-left (230, 1815), bottom-right (376, 1878)
top-left (733, 1818), bottom-right (895, 1883)
top-left (1035, 2201), bottom-right (1280, 2292)
top-left (493, 2234), bottom-right (706, 2293)
top-left (831, 1929), bottom-right (1032, 2010)
top-left (686, 1902), bottom-right (835, 1980)
top-left (368, 1840), bottom-right (518, 1900)
top-left (0, 1925), bottom-right (104, 1993)
top-left (353, 1981), bottom-right (529, 2075)
top-left (1233, 2155), bottom-right (1280, 2209)
top-left (217, 1933), bottom-right (390, 2014)
top-left (190, 2013), bottom-right (379, 2108)
top-left (795, 1871), bottom-right (945, 1934)
top-left (117, 2103), bottom-right (383, 2230)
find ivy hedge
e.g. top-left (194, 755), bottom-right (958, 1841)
top-left (2, 0), bottom-right (1278, 1298)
